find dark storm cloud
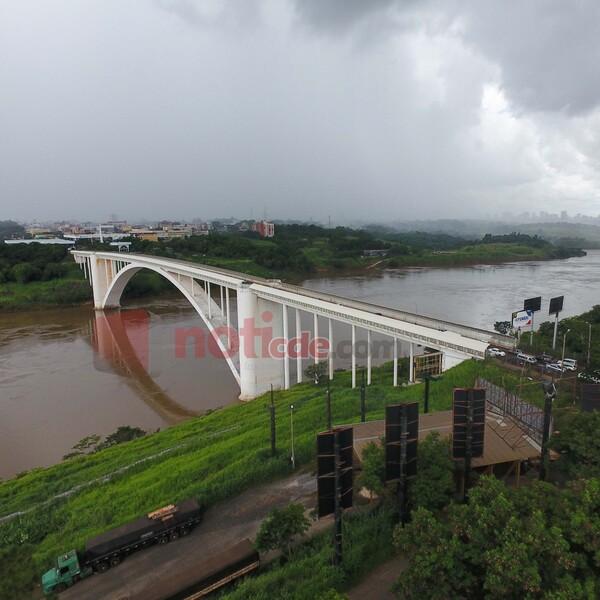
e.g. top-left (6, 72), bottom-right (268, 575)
top-left (291, 0), bottom-right (403, 33)
top-left (461, 0), bottom-right (600, 116)
top-left (293, 0), bottom-right (600, 116)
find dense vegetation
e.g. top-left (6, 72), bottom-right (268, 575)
top-left (0, 243), bottom-right (90, 310)
top-left (0, 220), bottom-right (24, 240)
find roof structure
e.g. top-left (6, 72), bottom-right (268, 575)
top-left (352, 409), bottom-right (541, 469)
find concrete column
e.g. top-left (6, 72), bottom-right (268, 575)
top-left (409, 343), bottom-right (414, 383)
top-left (237, 283), bottom-right (285, 400)
top-left (296, 308), bottom-right (302, 384)
top-left (225, 287), bottom-right (231, 347)
top-left (393, 338), bottom-right (398, 387)
top-left (314, 314), bottom-right (319, 364)
top-left (89, 254), bottom-right (108, 309)
top-left (220, 286), bottom-right (224, 316)
top-left (367, 329), bottom-right (372, 385)
top-left (328, 318), bottom-right (334, 380)
top-left (207, 282), bottom-right (212, 319)
top-left (351, 324), bottom-right (357, 388)
top-left (283, 305), bottom-right (290, 389)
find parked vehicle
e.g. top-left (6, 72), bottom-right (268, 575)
top-left (517, 352), bottom-right (537, 364)
top-left (42, 499), bottom-right (202, 595)
top-left (536, 353), bottom-right (553, 364)
top-left (558, 358), bottom-right (577, 371)
top-left (545, 363), bottom-right (564, 375)
top-left (488, 347), bottom-right (506, 357)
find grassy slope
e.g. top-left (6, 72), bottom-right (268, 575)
top-left (0, 358), bottom-right (544, 598)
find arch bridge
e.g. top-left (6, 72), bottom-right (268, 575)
top-left (72, 251), bottom-right (515, 399)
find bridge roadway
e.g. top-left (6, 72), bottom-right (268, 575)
top-left (72, 251), bottom-right (515, 398)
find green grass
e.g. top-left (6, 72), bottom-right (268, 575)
top-left (0, 359), bottom-right (545, 598)
top-left (0, 278), bottom-right (91, 311)
top-left (221, 507), bottom-right (396, 599)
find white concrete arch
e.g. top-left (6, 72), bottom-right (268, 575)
top-left (102, 262), bottom-right (241, 387)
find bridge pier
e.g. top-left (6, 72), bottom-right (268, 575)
top-left (237, 283), bottom-right (285, 400)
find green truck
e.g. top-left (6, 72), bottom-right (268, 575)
top-left (41, 498), bottom-right (202, 594)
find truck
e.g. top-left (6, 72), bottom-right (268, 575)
top-left (42, 498), bottom-right (202, 595)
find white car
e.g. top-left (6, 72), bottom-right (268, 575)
top-left (545, 363), bottom-right (564, 375)
top-left (488, 347), bottom-right (506, 357)
top-left (558, 359), bottom-right (577, 371)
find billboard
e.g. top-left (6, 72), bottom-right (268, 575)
top-left (452, 388), bottom-right (486, 459)
top-left (385, 402), bottom-right (419, 482)
top-left (512, 309), bottom-right (532, 329)
top-left (316, 426), bottom-right (353, 518)
top-left (549, 296), bottom-right (564, 316)
top-left (524, 296), bottom-right (542, 312)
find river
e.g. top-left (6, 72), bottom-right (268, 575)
top-left (1, 250), bottom-right (598, 480)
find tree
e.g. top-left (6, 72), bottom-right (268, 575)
top-left (254, 503), bottom-right (312, 559)
top-left (493, 321), bottom-right (512, 335)
top-left (304, 361), bottom-right (328, 384)
top-left (356, 440), bottom-right (386, 502)
top-left (409, 432), bottom-right (455, 511)
top-left (550, 410), bottom-right (600, 479)
top-left (393, 476), bottom-right (600, 599)
top-left (62, 426), bottom-right (146, 460)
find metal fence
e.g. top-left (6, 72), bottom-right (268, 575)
top-left (476, 378), bottom-right (545, 445)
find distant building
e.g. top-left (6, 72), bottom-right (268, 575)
top-left (251, 220), bottom-right (275, 238)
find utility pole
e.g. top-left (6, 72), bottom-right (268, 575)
top-left (290, 405), bottom-right (295, 470)
top-left (270, 385), bottom-right (276, 457)
top-left (539, 382), bottom-right (557, 481)
top-left (360, 369), bottom-right (366, 422)
top-left (326, 378), bottom-right (332, 430)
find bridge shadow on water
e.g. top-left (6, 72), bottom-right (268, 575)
top-left (91, 309), bottom-right (200, 425)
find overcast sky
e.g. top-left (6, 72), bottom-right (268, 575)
top-left (2, 0), bottom-right (600, 225)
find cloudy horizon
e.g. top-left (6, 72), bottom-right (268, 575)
top-left (2, 0), bottom-right (600, 224)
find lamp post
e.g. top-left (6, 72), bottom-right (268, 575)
top-left (561, 329), bottom-right (571, 366)
top-left (290, 405), bottom-right (295, 470)
top-left (586, 322), bottom-right (592, 364)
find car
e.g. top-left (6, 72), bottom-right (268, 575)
top-left (536, 353), bottom-right (553, 364)
top-left (517, 352), bottom-right (537, 364)
top-left (545, 363), bottom-right (564, 375)
top-left (558, 359), bottom-right (577, 371)
top-left (488, 347), bottom-right (506, 357)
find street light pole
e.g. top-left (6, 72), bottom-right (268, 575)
top-left (290, 405), bottom-right (295, 470)
top-left (561, 329), bottom-right (571, 366)
top-left (587, 322), bottom-right (592, 364)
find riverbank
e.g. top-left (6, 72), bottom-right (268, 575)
top-left (0, 242), bottom-right (585, 313)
